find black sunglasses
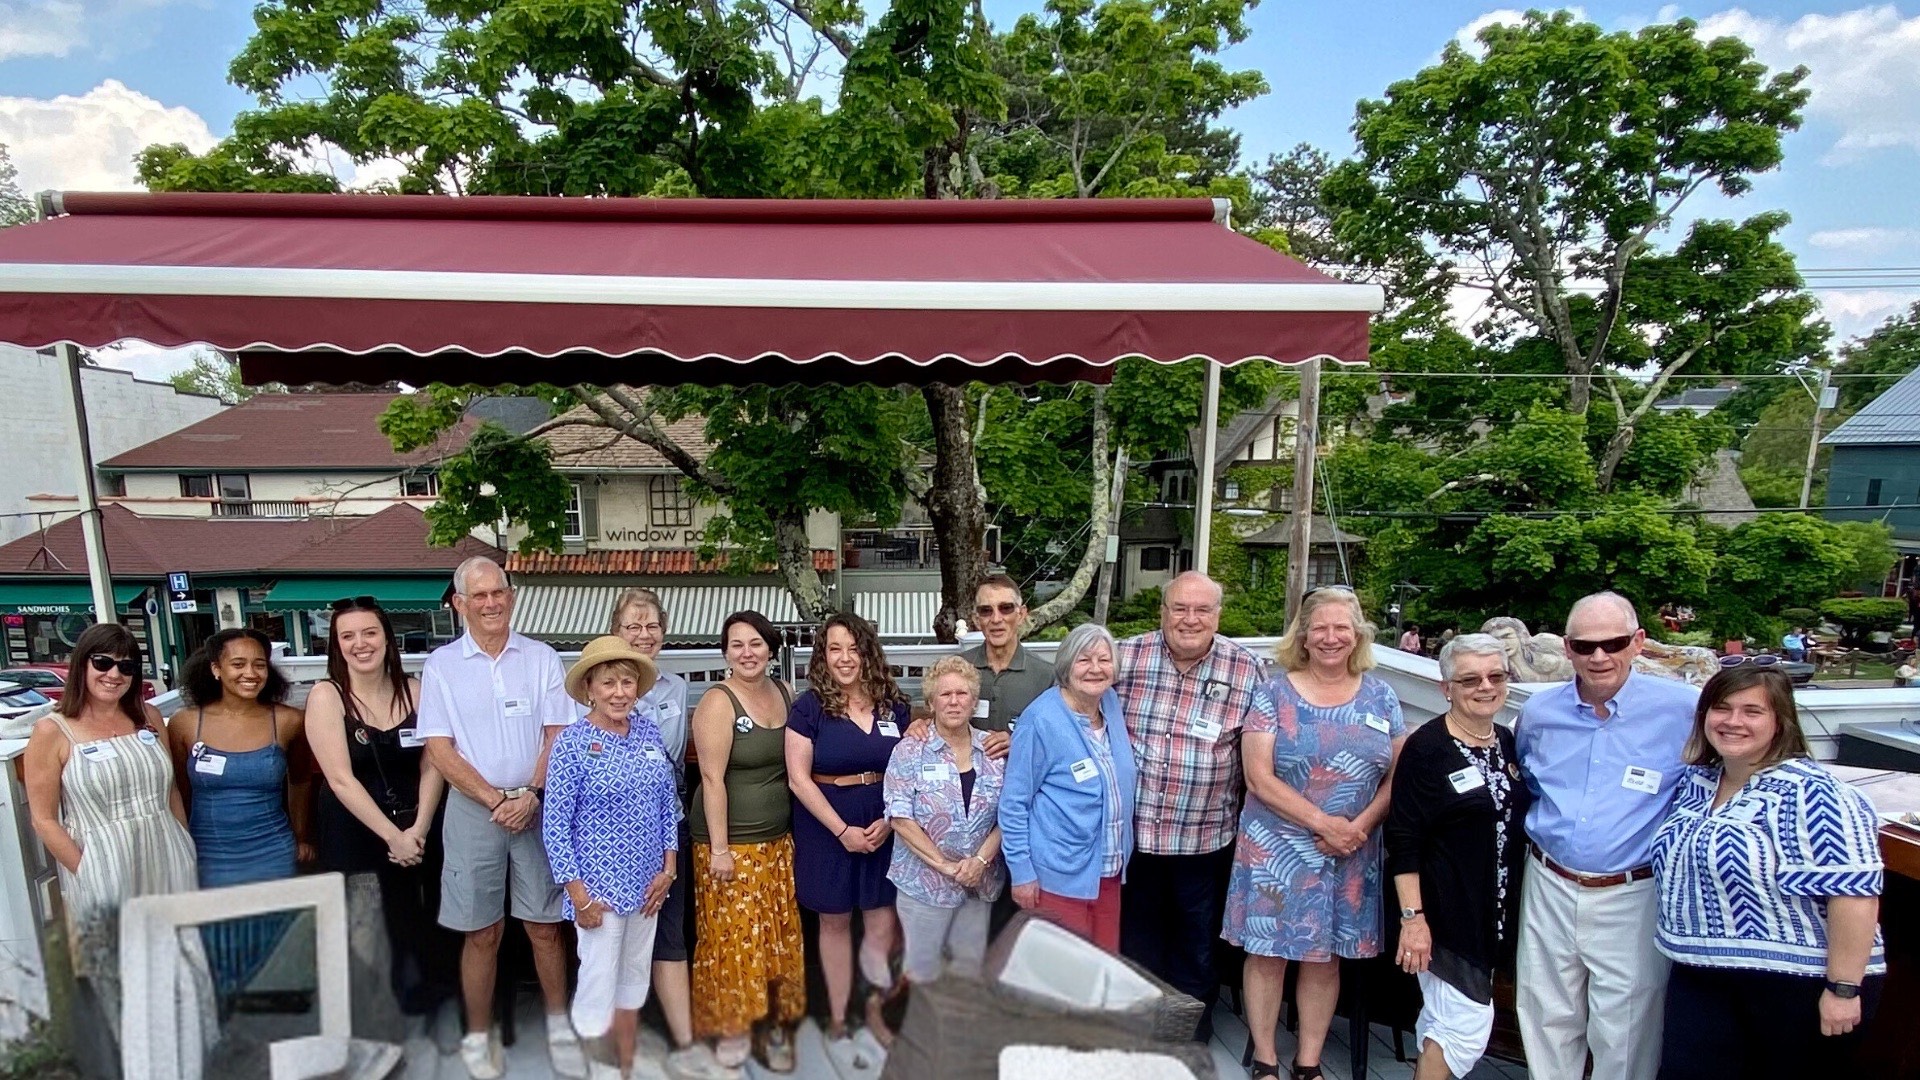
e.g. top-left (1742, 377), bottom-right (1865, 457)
top-left (974, 601), bottom-right (1022, 618)
top-left (88, 654), bottom-right (140, 677)
top-left (1567, 634), bottom-right (1635, 656)
top-left (330, 595), bottom-right (381, 613)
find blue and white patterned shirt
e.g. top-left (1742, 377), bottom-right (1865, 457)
top-left (1085, 722), bottom-right (1127, 878)
top-left (542, 714), bottom-right (681, 918)
top-left (1652, 757), bottom-right (1887, 977)
top-left (883, 728), bottom-right (1006, 908)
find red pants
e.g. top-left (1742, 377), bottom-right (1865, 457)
top-left (1034, 875), bottom-right (1122, 953)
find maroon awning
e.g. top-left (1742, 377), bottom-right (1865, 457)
top-left (0, 193), bottom-right (1381, 385)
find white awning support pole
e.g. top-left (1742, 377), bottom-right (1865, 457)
top-left (1284, 359), bottom-right (1322, 626)
top-left (1194, 360), bottom-right (1222, 575)
top-left (58, 341), bottom-right (116, 625)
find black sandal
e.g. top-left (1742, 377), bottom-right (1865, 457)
top-left (1290, 1063), bottom-right (1324, 1080)
top-left (1249, 1063), bottom-right (1280, 1079)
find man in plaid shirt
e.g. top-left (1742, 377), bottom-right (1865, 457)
top-left (1115, 571), bottom-right (1272, 1039)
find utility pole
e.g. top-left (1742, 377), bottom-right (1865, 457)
top-left (1800, 367), bottom-right (1834, 510)
top-left (1091, 445), bottom-right (1129, 625)
top-left (1284, 359), bottom-right (1322, 625)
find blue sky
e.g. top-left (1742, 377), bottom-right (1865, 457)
top-left (0, 0), bottom-right (1916, 377)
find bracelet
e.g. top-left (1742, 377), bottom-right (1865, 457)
top-left (491, 792), bottom-right (506, 812)
top-left (969, 855), bottom-right (989, 868)
top-left (836, 823), bottom-right (851, 838)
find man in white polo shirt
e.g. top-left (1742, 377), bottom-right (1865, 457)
top-left (420, 557), bottom-right (583, 1079)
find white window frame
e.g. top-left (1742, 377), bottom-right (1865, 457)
top-left (563, 483), bottom-right (584, 540)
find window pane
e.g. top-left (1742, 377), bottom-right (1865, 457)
top-left (217, 474), bottom-right (250, 500)
top-left (180, 474), bottom-right (213, 498)
top-left (648, 475), bottom-right (693, 527)
top-left (1868, 478), bottom-right (1883, 506)
top-left (563, 484), bottom-right (583, 539)
top-left (403, 471), bottom-right (438, 497)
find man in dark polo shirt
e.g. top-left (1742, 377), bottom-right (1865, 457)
top-left (958, 574), bottom-right (1055, 759)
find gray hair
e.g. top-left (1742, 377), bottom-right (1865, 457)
top-left (1438, 633), bottom-right (1509, 681)
top-left (1053, 622), bottom-right (1119, 685)
top-left (609, 587), bottom-right (668, 634)
top-left (1164, 571), bottom-right (1225, 609)
top-left (453, 556), bottom-right (508, 597)
top-left (1567, 591), bottom-right (1639, 632)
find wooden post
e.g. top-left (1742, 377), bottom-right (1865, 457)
top-left (1284, 359), bottom-right (1321, 626)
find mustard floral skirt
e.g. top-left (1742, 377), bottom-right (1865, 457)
top-left (692, 837), bottom-right (808, 1039)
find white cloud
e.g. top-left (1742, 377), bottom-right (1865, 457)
top-left (0, 0), bottom-right (83, 59)
top-left (0, 80), bottom-right (215, 193)
top-left (1807, 226), bottom-right (1920, 254)
top-left (1693, 5), bottom-right (1920, 163)
top-left (1818, 287), bottom-right (1920, 342)
top-left (93, 342), bottom-right (203, 382)
top-left (1452, 8), bottom-right (1588, 56)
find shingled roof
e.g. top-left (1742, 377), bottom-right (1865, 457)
top-left (540, 392), bottom-right (713, 470)
top-left (99, 393), bottom-right (480, 470)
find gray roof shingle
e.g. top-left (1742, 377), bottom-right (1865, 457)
top-left (1824, 367), bottom-right (1920, 446)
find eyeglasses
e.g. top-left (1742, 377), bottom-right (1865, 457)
top-left (1718, 653), bottom-right (1783, 669)
top-left (1568, 635), bottom-right (1635, 656)
top-left (330, 595), bottom-right (380, 613)
top-left (1448, 672), bottom-right (1510, 690)
top-left (619, 622), bottom-right (664, 635)
top-left (1167, 604), bottom-right (1220, 618)
top-left (974, 602), bottom-right (1022, 619)
top-left (88, 654), bottom-right (140, 677)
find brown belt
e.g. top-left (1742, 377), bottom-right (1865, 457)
top-left (1529, 843), bottom-right (1652, 889)
top-left (812, 771), bottom-right (883, 788)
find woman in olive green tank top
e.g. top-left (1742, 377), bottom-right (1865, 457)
top-left (687, 611), bottom-right (807, 1072)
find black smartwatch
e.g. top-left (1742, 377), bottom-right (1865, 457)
top-left (531, 786), bottom-right (546, 803)
top-left (1825, 980), bottom-right (1861, 999)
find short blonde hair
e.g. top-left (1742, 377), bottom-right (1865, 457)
top-left (1274, 588), bottom-right (1377, 676)
top-left (923, 654), bottom-right (982, 701)
top-left (609, 588), bottom-right (666, 634)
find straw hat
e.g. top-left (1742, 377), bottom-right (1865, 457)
top-left (565, 635), bottom-right (661, 706)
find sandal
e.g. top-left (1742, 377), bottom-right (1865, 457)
top-left (1250, 1063), bottom-right (1280, 1079)
top-left (757, 1025), bottom-right (796, 1074)
top-left (1290, 1063), bottom-right (1324, 1080)
top-left (863, 989), bottom-right (896, 1050)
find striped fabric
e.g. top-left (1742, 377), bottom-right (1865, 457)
top-left (1652, 757), bottom-right (1887, 976)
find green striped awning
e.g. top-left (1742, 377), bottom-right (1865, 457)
top-left (0, 581), bottom-right (146, 614)
top-left (260, 576), bottom-right (450, 612)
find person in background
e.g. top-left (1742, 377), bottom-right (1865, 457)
top-left (884, 655), bottom-right (1005, 984)
top-left (546, 637), bottom-right (679, 1080)
top-left (173, 627), bottom-right (311, 1005)
top-left (1114, 570), bottom-right (1268, 1040)
top-left (787, 613), bottom-right (909, 1048)
top-left (959, 574), bottom-right (1054, 752)
top-left (1229, 586), bottom-right (1405, 1080)
top-left (606, 590), bottom-right (733, 1080)
top-left (417, 557), bottom-right (581, 1080)
top-left (1782, 627), bottom-right (1808, 663)
top-left (688, 612), bottom-right (804, 1073)
top-left (1000, 623), bottom-right (1135, 951)
top-left (307, 596), bottom-right (457, 1017)
top-left (1514, 591), bottom-right (1699, 1080)
top-left (1651, 666), bottom-right (1885, 1078)
top-left (23, 624), bottom-right (214, 1069)
top-left (1386, 634), bottom-right (1529, 1080)
top-left (1399, 623), bottom-right (1423, 654)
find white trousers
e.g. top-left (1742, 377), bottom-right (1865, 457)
top-left (571, 911), bottom-right (660, 1039)
top-left (895, 892), bottom-right (991, 984)
top-left (1415, 970), bottom-right (1494, 1078)
top-left (1515, 858), bottom-right (1668, 1080)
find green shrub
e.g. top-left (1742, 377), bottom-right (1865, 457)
top-left (1779, 606), bottom-right (1819, 628)
top-left (1818, 597), bottom-right (1906, 647)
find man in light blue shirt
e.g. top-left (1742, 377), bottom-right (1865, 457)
top-left (1514, 591), bottom-right (1698, 1080)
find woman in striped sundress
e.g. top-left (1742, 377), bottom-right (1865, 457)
top-left (23, 623), bottom-right (215, 1064)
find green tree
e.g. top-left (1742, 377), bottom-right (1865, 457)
top-left (1738, 388), bottom-right (1852, 507)
top-left (166, 352), bottom-right (282, 404)
top-left (1834, 301), bottom-right (1920, 411)
top-left (0, 143), bottom-right (32, 226)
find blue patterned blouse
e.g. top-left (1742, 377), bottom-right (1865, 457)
top-left (543, 714), bottom-right (681, 918)
top-left (1652, 757), bottom-right (1886, 977)
top-left (884, 727), bottom-right (1007, 907)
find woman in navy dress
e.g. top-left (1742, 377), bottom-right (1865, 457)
top-left (786, 613), bottom-right (909, 1046)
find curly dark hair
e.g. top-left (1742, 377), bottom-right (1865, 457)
top-left (59, 623), bottom-right (148, 728)
top-left (807, 612), bottom-right (906, 718)
top-left (184, 628), bottom-right (291, 707)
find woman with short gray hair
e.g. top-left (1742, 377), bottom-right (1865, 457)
top-left (998, 622), bottom-right (1134, 951)
top-left (1384, 632), bottom-right (1530, 1079)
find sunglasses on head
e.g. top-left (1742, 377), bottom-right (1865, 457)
top-left (975, 601), bottom-right (1022, 618)
top-left (1567, 634), bottom-right (1635, 656)
top-left (1718, 653), bottom-right (1783, 669)
top-left (330, 595), bottom-right (380, 613)
top-left (88, 654), bottom-right (140, 677)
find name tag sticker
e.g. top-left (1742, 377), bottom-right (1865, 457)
top-left (1363, 713), bottom-right (1392, 734)
top-left (1069, 758), bottom-right (1099, 784)
top-left (194, 753), bottom-right (227, 776)
top-left (920, 762), bottom-right (952, 782)
top-left (1189, 715), bottom-right (1223, 741)
top-left (877, 720), bottom-right (900, 738)
top-left (1622, 765), bottom-right (1662, 795)
top-left (397, 728), bottom-right (425, 749)
top-left (502, 697), bottom-right (532, 718)
top-left (973, 699), bottom-right (991, 720)
top-left (1448, 767), bottom-right (1486, 794)
top-left (641, 745), bottom-right (666, 762)
top-left (78, 742), bottom-right (120, 762)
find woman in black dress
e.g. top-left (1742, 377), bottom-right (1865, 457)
top-left (306, 596), bottom-right (457, 1014)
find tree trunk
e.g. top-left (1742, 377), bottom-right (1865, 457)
top-left (1569, 365), bottom-right (1591, 414)
top-left (775, 512), bottom-right (834, 622)
top-left (921, 384), bottom-right (989, 643)
top-left (1595, 423), bottom-right (1634, 492)
top-left (1029, 387), bottom-right (1114, 632)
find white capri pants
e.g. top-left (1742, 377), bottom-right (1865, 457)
top-left (895, 892), bottom-right (991, 984)
top-left (1415, 970), bottom-right (1494, 1078)
top-left (571, 911), bottom-right (660, 1039)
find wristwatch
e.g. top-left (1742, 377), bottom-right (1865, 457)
top-left (1826, 980), bottom-right (1861, 999)
top-left (1400, 907), bottom-right (1424, 921)
top-left (531, 786), bottom-right (546, 803)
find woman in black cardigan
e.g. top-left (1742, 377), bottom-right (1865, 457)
top-left (1384, 633), bottom-right (1530, 1080)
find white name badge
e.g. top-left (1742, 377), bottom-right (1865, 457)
top-left (920, 763), bottom-right (952, 782)
top-left (1189, 715), bottom-right (1223, 741)
top-left (137, 729), bottom-right (158, 745)
top-left (1363, 713), bottom-right (1392, 734)
top-left (397, 728), bottom-right (425, 749)
top-left (1621, 765), bottom-right (1662, 795)
top-left (1069, 758), bottom-right (1099, 784)
top-left (502, 697), bottom-right (532, 718)
top-left (194, 753), bottom-right (227, 776)
top-left (641, 745), bottom-right (666, 762)
top-left (973, 699), bottom-right (991, 720)
top-left (1448, 767), bottom-right (1486, 794)
top-left (78, 741), bottom-right (120, 762)
top-left (877, 720), bottom-right (901, 738)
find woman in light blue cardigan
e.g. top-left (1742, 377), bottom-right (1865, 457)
top-left (998, 622), bottom-right (1136, 951)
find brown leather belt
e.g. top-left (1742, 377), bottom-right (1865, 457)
top-left (1529, 843), bottom-right (1652, 889)
top-left (812, 771), bottom-right (883, 788)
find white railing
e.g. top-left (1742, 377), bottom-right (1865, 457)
top-left (210, 499), bottom-right (311, 518)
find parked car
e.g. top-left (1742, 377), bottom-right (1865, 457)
top-left (0, 679), bottom-right (55, 738)
top-left (0, 663), bottom-right (158, 701)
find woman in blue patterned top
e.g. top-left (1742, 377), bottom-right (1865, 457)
top-left (545, 636), bottom-right (679, 1080)
top-left (1651, 665), bottom-right (1885, 1079)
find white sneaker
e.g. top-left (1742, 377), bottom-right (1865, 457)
top-left (458, 1031), bottom-right (503, 1080)
top-left (588, 1061), bottom-right (624, 1080)
top-left (548, 1015), bottom-right (589, 1078)
top-left (665, 1043), bottom-right (741, 1080)
top-left (630, 1054), bottom-right (671, 1080)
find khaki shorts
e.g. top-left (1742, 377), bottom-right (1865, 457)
top-left (439, 788), bottom-right (563, 932)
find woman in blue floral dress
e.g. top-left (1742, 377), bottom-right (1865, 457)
top-left (1224, 587), bottom-right (1407, 1080)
